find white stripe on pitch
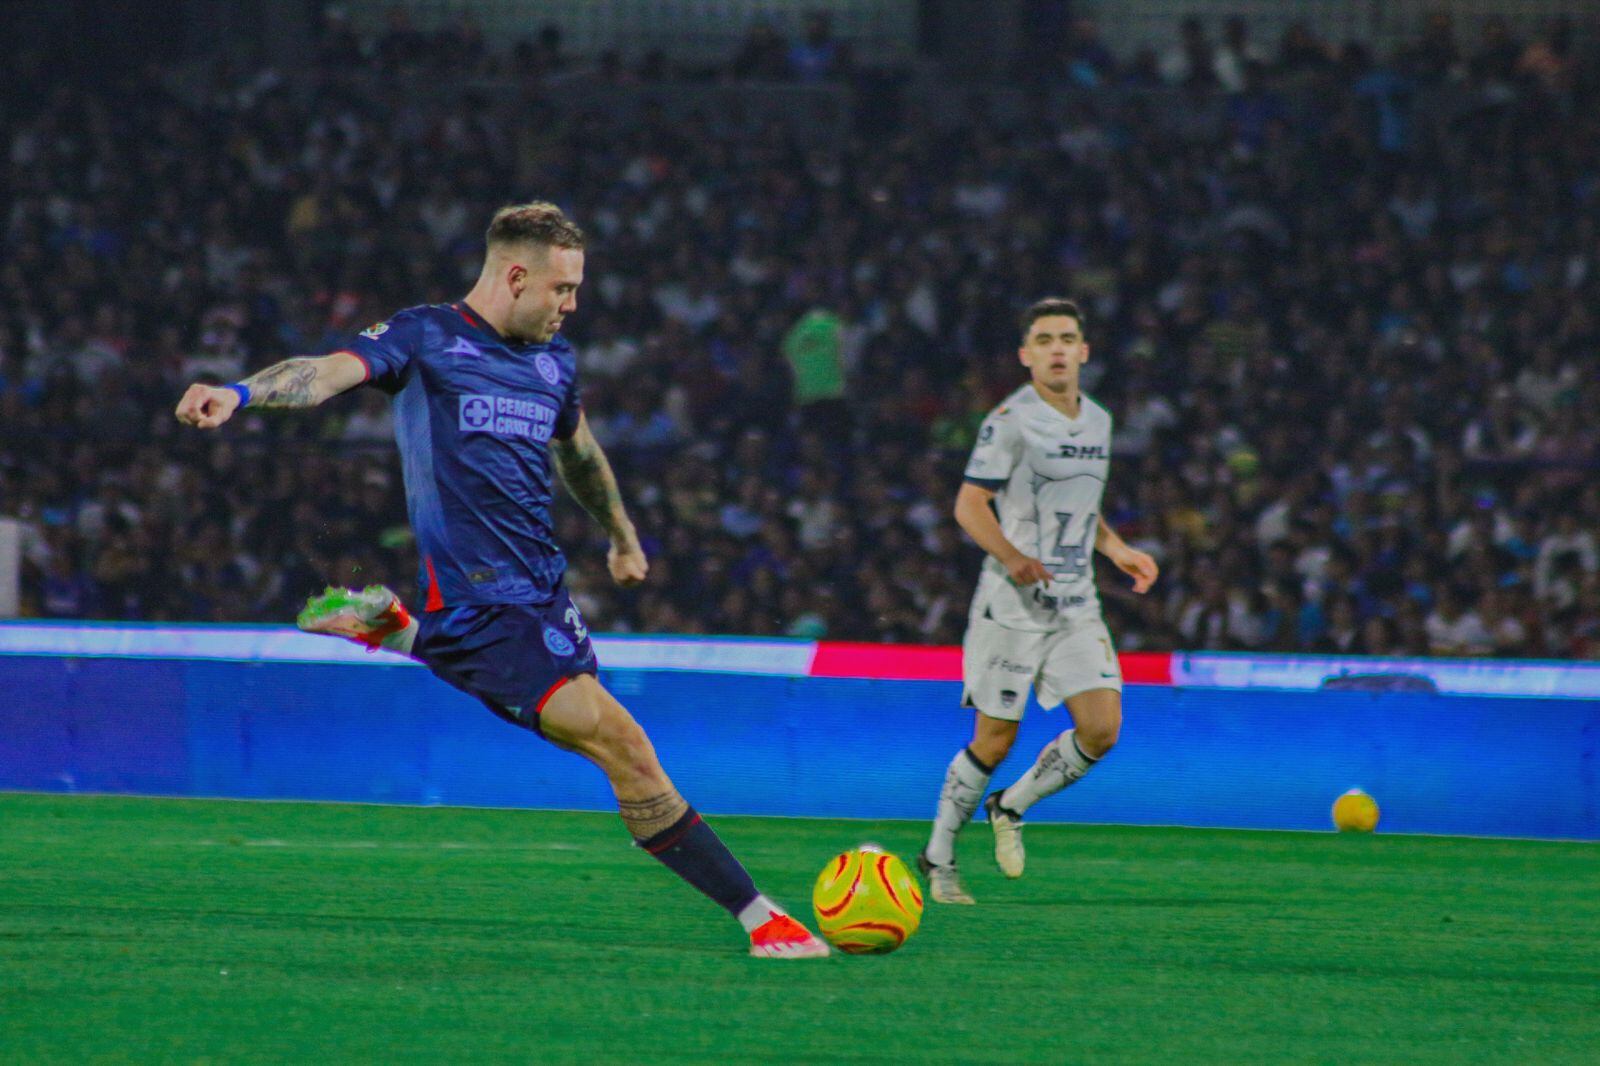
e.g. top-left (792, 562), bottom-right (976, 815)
top-left (0, 623), bottom-right (816, 676)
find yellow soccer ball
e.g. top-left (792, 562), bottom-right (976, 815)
top-left (1332, 788), bottom-right (1380, 832)
top-left (812, 845), bottom-right (923, 954)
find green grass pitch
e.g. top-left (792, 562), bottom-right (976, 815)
top-left (3, 793), bottom-right (1598, 1064)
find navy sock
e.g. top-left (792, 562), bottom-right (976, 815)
top-left (635, 806), bottom-right (760, 916)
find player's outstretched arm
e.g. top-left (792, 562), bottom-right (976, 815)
top-left (1095, 515), bottom-right (1159, 594)
top-left (174, 352), bottom-right (369, 429)
top-left (954, 482), bottom-right (1051, 586)
top-left (552, 412), bottom-right (647, 587)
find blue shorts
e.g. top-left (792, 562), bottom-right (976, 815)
top-left (413, 590), bottom-right (598, 734)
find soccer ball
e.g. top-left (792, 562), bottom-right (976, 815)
top-left (812, 844), bottom-right (923, 954)
top-left (1332, 788), bottom-right (1380, 832)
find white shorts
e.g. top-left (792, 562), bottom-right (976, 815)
top-left (961, 615), bottom-right (1122, 722)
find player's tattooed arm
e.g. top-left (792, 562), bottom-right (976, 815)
top-left (239, 353), bottom-right (368, 408)
top-left (555, 413), bottom-right (648, 586)
top-left (553, 413), bottom-right (637, 545)
top-left (176, 352), bottom-right (367, 429)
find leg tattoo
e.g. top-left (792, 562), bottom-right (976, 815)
top-left (618, 790), bottom-right (690, 840)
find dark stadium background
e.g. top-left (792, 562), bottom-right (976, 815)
top-left (1, 0), bottom-right (1595, 658)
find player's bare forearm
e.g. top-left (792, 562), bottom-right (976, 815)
top-left (955, 491), bottom-right (1021, 564)
top-left (955, 482), bottom-right (1051, 585)
top-left (176, 353), bottom-right (365, 430)
top-left (1096, 514), bottom-right (1159, 592)
top-left (239, 353), bottom-right (367, 408)
top-left (1094, 514), bottom-right (1127, 557)
top-left (553, 414), bottom-right (637, 547)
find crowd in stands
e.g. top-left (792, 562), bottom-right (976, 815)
top-left (1, 12), bottom-right (1597, 659)
top-left (314, 6), bottom-right (856, 85)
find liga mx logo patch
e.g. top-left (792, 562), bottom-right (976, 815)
top-left (543, 626), bottom-right (575, 657)
top-left (535, 353), bottom-right (561, 385)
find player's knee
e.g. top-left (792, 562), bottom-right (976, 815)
top-left (596, 710), bottom-right (663, 781)
top-left (540, 700), bottom-right (601, 753)
top-left (607, 716), bottom-right (652, 764)
top-left (969, 723), bottom-right (1018, 767)
top-left (974, 735), bottom-right (1014, 767)
top-left (1077, 720), bottom-right (1119, 758)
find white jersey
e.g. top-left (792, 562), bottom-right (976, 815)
top-left (963, 384), bottom-right (1112, 633)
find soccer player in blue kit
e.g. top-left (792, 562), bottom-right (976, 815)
top-left (174, 202), bottom-right (828, 958)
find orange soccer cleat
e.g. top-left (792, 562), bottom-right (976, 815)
top-left (748, 912), bottom-right (830, 959)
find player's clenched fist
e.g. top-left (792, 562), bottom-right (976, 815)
top-left (175, 383), bottom-right (242, 429)
top-left (608, 542), bottom-right (649, 587)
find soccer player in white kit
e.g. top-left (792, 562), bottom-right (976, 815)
top-left (919, 299), bottom-right (1159, 904)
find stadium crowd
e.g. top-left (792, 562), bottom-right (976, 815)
top-left (1, 13), bottom-right (1597, 658)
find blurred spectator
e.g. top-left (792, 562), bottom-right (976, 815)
top-left (1468, 16), bottom-right (1523, 91)
top-left (733, 22), bottom-right (790, 82)
top-left (1066, 19), bottom-right (1118, 89)
top-left (1426, 588), bottom-right (1492, 657)
top-left (1403, 11), bottom-right (1460, 83)
top-left (1517, 17), bottom-right (1574, 94)
top-left (1214, 17), bottom-right (1265, 93)
top-left (781, 303), bottom-right (849, 438)
top-left (1276, 20), bottom-right (1333, 78)
top-left (1161, 17), bottom-right (1219, 89)
top-left (787, 12), bottom-right (846, 83)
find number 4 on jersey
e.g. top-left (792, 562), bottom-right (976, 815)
top-left (1046, 511), bottom-right (1096, 580)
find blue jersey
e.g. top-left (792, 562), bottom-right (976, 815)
top-left (343, 302), bottom-right (583, 611)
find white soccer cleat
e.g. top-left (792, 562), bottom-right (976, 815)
top-left (748, 912), bottom-right (830, 958)
top-left (917, 851), bottom-right (975, 905)
top-left (984, 793), bottom-right (1026, 879)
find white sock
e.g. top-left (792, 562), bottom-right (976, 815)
top-left (380, 619), bottom-right (419, 656)
top-left (736, 894), bottom-right (783, 933)
top-left (925, 747), bottom-right (993, 867)
top-left (998, 730), bottom-right (1098, 815)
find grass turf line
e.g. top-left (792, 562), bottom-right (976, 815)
top-left (2, 793), bottom-right (1598, 1064)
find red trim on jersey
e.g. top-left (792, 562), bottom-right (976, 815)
top-left (453, 300), bottom-right (504, 341)
top-left (423, 556), bottom-right (444, 612)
